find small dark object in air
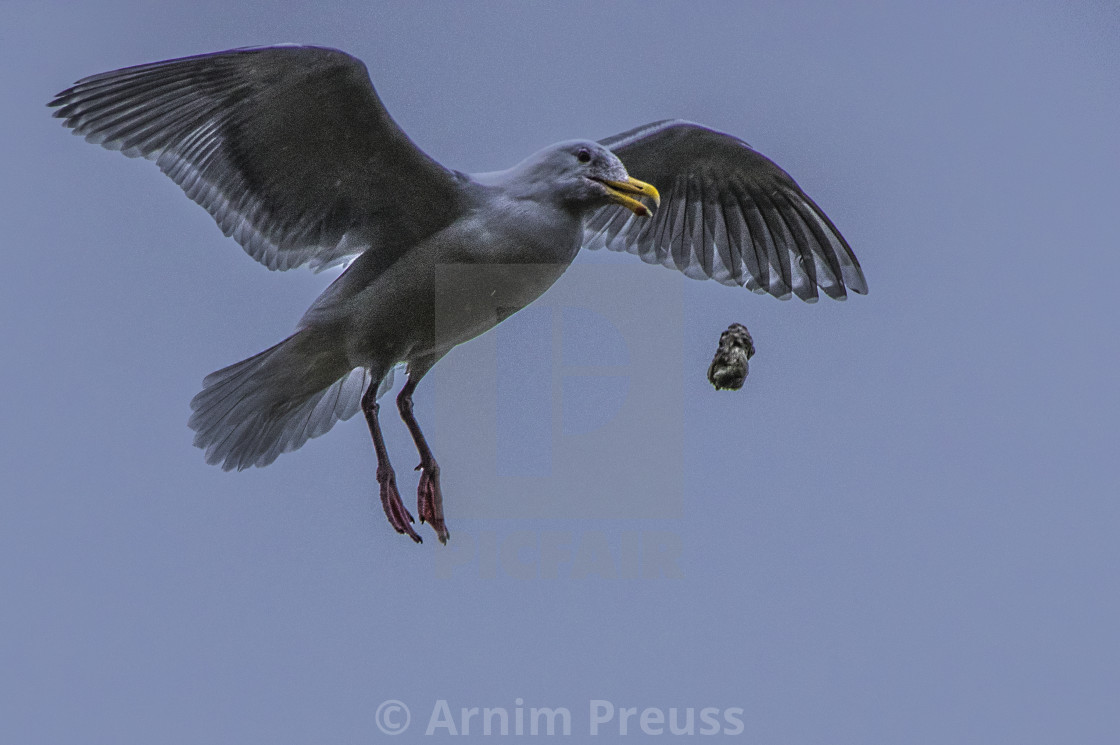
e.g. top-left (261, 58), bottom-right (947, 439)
top-left (708, 323), bottom-right (755, 391)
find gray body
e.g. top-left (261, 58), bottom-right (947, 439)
top-left (313, 175), bottom-right (584, 377)
top-left (186, 146), bottom-right (609, 472)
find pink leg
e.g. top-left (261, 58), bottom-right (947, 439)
top-left (397, 377), bottom-right (449, 544)
top-left (361, 381), bottom-right (421, 543)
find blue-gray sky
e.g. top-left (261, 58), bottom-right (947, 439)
top-left (3, 1), bottom-right (1119, 742)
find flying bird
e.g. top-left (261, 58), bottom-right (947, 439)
top-left (49, 45), bottom-right (867, 544)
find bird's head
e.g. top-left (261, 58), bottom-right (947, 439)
top-left (505, 140), bottom-right (660, 217)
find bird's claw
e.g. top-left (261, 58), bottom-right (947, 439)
top-left (377, 467), bottom-right (422, 543)
top-left (417, 464), bottom-right (449, 544)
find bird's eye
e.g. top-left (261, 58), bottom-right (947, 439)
top-left (576, 148), bottom-right (592, 163)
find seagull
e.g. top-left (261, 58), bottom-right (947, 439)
top-left (50, 45), bottom-right (867, 544)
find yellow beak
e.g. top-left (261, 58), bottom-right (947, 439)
top-left (600, 177), bottom-right (660, 217)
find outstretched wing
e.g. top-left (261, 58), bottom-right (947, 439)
top-left (585, 120), bottom-right (867, 301)
top-left (50, 45), bottom-right (466, 271)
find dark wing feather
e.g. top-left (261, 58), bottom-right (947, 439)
top-left (50, 45), bottom-right (465, 271)
top-left (587, 120), bottom-right (867, 301)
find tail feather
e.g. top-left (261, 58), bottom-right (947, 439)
top-left (188, 329), bottom-right (373, 471)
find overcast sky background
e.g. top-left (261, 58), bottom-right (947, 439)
top-left (3, 1), bottom-right (1119, 743)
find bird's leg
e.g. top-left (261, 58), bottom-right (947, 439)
top-left (396, 377), bottom-right (449, 544)
top-left (361, 381), bottom-right (421, 543)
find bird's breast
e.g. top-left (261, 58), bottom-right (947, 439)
top-left (424, 222), bottom-right (579, 355)
top-left (344, 205), bottom-right (583, 366)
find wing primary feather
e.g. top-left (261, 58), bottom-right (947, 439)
top-left (627, 199), bottom-right (659, 254)
top-left (751, 187), bottom-right (798, 299)
top-left (583, 209), bottom-right (616, 250)
top-left (54, 69), bottom-right (214, 119)
top-left (717, 187), bottom-right (751, 288)
top-left (786, 190), bottom-right (866, 294)
top-left (731, 176), bottom-right (781, 298)
top-left (676, 177), bottom-right (707, 279)
top-left (782, 193), bottom-right (849, 297)
top-left (693, 177), bottom-right (715, 280)
top-left (763, 190), bottom-right (822, 302)
top-left (600, 207), bottom-right (634, 250)
top-left (646, 180), bottom-right (677, 267)
top-left (665, 179), bottom-right (689, 272)
top-left (773, 193), bottom-right (821, 302)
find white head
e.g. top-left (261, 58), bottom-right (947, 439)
top-left (494, 139), bottom-right (660, 217)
